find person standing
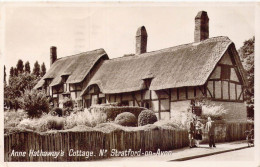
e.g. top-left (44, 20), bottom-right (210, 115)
top-left (205, 117), bottom-right (216, 148)
top-left (195, 119), bottom-right (203, 147)
top-left (188, 117), bottom-right (196, 148)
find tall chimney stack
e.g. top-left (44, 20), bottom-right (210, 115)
top-left (194, 11), bottom-right (209, 43)
top-left (50, 46), bottom-right (57, 67)
top-left (136, 26), bottom-right (147, 55)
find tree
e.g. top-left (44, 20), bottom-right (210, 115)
top-left (14, 68), bottom-right (18, 77)
top-left (25, 61), bottom-right (31, 73)
top-left (4, 73), bottom-right (39, 110)
top-left (238, 36), bottom-right (254, 118)
top-left (33, 61), bottom-right (40, 77)
top-left (41, 62), bottom-right (46, 77)
top-left (16, 59), bottom-right (24, 74)
top-left (9, 67), bottom-right (14, 78)
top-left (4, 65), bottom-right (6, 85)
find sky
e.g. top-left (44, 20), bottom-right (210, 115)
top-left (2, 2), bottom-right (255, 77)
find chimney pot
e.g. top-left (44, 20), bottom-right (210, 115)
top-left (50, 46), bottom-right (57, 66)
top-left (136, 26), bottom-right (148, 55)
top-left (194, 11), bottom-right (209, 42)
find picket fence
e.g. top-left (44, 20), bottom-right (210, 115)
top-left (4, 122), bottom-right (252, 161)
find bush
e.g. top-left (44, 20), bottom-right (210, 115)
top-left (4, 110), bottom-right (28, 128)
top-left (89, 104), bottom-right (146, 121)
top-left (64, 108), bottom-right (107, 129)
top-left (46, 116), bottom-right (64, 130)
top-left (194, 98), bottom-right (227, 120)
top-left (50, 107), bottom-right (63, 117)
top-left (154, 120), bottom-right (186, 130)
top-left (171, 111), bottom-right (196, 129)
top-left (63, 97), bottom-right (74, 110)
top-left (18, 114), bottom-right (65, 132)
top-left (20, 89), bottom-right (50, 118)
top-left (115, 112), bottom-right (137, 127)
top-left (138, 110), bottom-right (157, 126)
top-left (200, 103), bottom-right (227, 120)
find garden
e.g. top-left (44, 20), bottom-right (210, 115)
top-left (4, 89), bottom-right (253, 161)
top-left (4, 88), bottom-right (233, 135)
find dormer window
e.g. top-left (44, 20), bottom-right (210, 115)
top-left (44, 78), bottom-right (53, 86)
top-left (61, 75), bottom-right (69, 83)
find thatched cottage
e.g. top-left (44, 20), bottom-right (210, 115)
top-left (34, 11), bottom-right (248, 121)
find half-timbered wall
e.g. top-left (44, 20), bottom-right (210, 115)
top-left (97, 86), bottom-right (206, 120)
top-left (206, 51), bottom-right (244, 102)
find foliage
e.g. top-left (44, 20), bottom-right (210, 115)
top-left (51, 107), bottom-right (63, 117)
top-left (14, 68), bottom-right (18, 76)
top-left (16, 59), bottom-right (24, 74)
top-left (170, 110), bottom-right (196, 129)
top-left (4, 65), bottom-right (6, 85)
top-left (4, 73), bottom-right (39, 110)
top-left (46, 116), bottom-right (64, 130)
top-left (201, 103), bottom-right (227, 120)
top-left (238, 36), bottom-right (254, 118)
top-left (64, 108), bottom-right (107, 129)
top-left (154, 120), bottom-right (187, 130)
top-left (41, 62), bottom-right (46, 77)
top-left (20, 89), bottom-right (50, 118)
top-left (194, 98), bottom-right (227, 120)
top-left (9, 67), bottom-right (14, 78)
top-left (89, 104), bottom-right (146, 121)
top-left (63, 97), bottom-right (74, 114)
top-left (25, 61), bottom-right (31, 73)
top-left (115, 112), bottom-right (137, 127)
top-left (138, 110), bottom-right (157, 126)
top-left (4, 110), bottom-right (28, 129)
top-left (33, 61), bottom-right (40, 77)
top-left (17, 114), bottom-right (65, 132)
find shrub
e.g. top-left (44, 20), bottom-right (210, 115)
top-left (89, 104), bottom-right (146, 121)
top-left (46, 116), bottom-right (64, 130)
top-left (4, 110), bottom-right (28, 128)
top-left (63, 97), bottom-right (74, 109)
top-left (200, 103), bottom-right (227, 120)
top-left (194, 97), bottom-right (227, 120)
top-left (50, 107), bottom-right (63, 117)
top-left (18, 114), bottom-right (65, 132)
top-left (154, 120), bottom-right (185, 130)
top-left (171, 111), bottom-right (196, 129)
top-left (138, 110), bottom-right (157, 126)
top-left (20, 89), bottom-right (50, 118)
top-left (115, 112), bottom-right (137, 127)
top-left (64, 108), bottom-right (107, 129)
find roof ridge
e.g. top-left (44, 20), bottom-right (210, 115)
top-left (107, 36), bottom-right (231, 62)
top-left (56, 48), bottom-right (105, 61)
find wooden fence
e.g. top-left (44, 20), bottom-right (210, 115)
top-left (4, 122), bottom-right (252, 161)
top-left (4, 129), bottom-right (189, 161)
top-left (201, 122), bottom-right (253, 144)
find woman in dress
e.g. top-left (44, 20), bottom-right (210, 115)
top-left (195, 119), bottom-right (203, 147)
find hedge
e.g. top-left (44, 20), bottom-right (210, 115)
top-left (89, 105), bottom-right (146, 121)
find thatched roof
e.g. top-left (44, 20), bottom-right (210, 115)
top-left (82, 36), bottom-right (247, 95)
top-left (34, 49), bottom-right (107, 89)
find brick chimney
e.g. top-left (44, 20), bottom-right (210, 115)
top-left (136, 26), bottom-right (147, 55)
top-left (194, 11), bottom-right (209, 43)
top-left (50, 46), bottom-right (57, 67)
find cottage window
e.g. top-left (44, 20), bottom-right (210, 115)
top-left (221, 66), bottom-right (231, 80)
top-left (98, 98), bottom-right (106, 104)
top-left (121, 101), bottom-right (129, 106)
top-left (142, 101), bottom-right (150, 109)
